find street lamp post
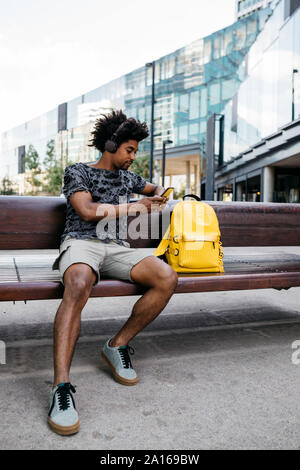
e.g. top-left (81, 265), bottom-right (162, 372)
top-left (292, 69), bottom-right (299, 122)
top-left (146, 61), bottom-right (155, 183)
top-left (162, 139), bottom-right (173, 187)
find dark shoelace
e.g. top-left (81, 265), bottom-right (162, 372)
top-left (118, 345), bottom-right (135, 369)
top-left (56, 383), bottom-right (76, 411)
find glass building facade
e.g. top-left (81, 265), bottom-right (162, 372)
top-left (215, 0), bottom-right (300, 203)
top-left (222, 0), bottom-right (300, 162)
top-left (236, 0), bottom-right (273, 19)
top-left (0, 9), bottom-right (267, 189)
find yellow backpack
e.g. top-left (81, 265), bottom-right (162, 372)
top-left (154, 195), bottom-right (224, 273)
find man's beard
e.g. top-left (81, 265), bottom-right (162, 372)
top-left (122, 161), bottom-right (132, 170)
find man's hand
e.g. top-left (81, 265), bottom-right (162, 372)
top-left (68, 190), bottom-right (168, 222)
top-left (130, 196), bottom-right (167, 214)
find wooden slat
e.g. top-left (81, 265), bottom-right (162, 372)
top-left (0, 252), bottom-right (299, 301)
top-left (0, 196), bottom-right (66, 249)
top-left (14, 255), bottom-right (61, 282)
top-left (0, 256), bottom-right (18, 283)
top-left (1, 196), bottom-right (300, 249)
top-left (0, 271), bottom-right (299, 302)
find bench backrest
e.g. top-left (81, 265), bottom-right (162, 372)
top-left (0, 195), bottom-right (300, 250)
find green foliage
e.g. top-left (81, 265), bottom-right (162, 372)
top-left (24, 144), bottom-right (41, 171)
top-left (130, 154), bottom-right (159, 180)
top-left (44, 139), bottom-right (55, 166)
top-left (24, 144), bottom-right (42, 195)
top-left (0, 176), bottom-right (16, 195)
top-left (173, 181), bottom-right (186, 200)
top-left (41, 139), bottom-right (65, 196)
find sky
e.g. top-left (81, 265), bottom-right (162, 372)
top-left (0, 0), bottom-right (236, 135)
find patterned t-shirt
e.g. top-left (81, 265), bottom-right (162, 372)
top-left (60, 162), bottom-right (147, 246)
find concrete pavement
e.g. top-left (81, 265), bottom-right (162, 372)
top-left (0, 246), bottom-right (300, 449)
top-left (1, 321), bottom-right (300, 450)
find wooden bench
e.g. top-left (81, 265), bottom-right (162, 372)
top-left (0, 195), bottom-right (300, 302)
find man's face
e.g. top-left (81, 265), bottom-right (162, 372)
top-left (112, 140), bottom-right (138, 170)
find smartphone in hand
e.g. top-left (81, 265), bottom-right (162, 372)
top-left (160, 187), bottom-right (174, 198)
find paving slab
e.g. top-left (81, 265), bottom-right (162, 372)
top-left (1, 322), bottom-right (300, 450)
top-left (0, 246), bottom-right (300, 449)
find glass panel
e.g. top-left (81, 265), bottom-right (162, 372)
top-left (167, 57), bottom-right (175, 78)
top-left (155, 62), bottom-right (160, 84)
top-left (179, 93), bottom-right (189, 112)
top-left (145, 105), bottom-right (151, 122)
top-left (209, 82), bottom-right (220, 105)
top-left (189, 90), bottom-right (200, 119)
top-left (234, 22), bottom-right (246, 50)
top-left (146, 66), bottom-right (153, 87)
top-left (222, 79), bottom-right (236, 101)
top-left (84, 87), bottom-right (101, 103)
top-left (67, 96), bottom-right (82, 129)
top-left (203, 39), bottom-right (212, 64)
top-left (277, 14), bottom-right (294, 127)
top-left (179, 124), bottom-right (188, 143)
top-left (174, 126), bottom-right (179, 145)
top-left (189, 122), bottom-right (199, 135)
top-left (213, 35), bottom-right (221, 60)
top-left (246, 16), bottom-right (258, 46)
top-left (137, 106), bottom-right (145, 122)
top-left (200, 120), bottom-right (207, 134)
top-left (223, 30), bottom-right (233, 56)
top-left (174, 95), bottom-right (179, 113)
top-left (176, 52), bottom-right (185, 74)
top-left (200, 87), bottom-right (207, 117)
top-left (293, 13), bottom-right (300, 119)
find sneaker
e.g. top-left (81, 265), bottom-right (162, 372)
top-left (48, 382), bottom-right (80, 435)
top-left (101, 339), bottom-right (138, 386)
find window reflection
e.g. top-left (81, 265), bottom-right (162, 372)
top-left (200, 87), bottom-right (208, 117)
top-left (222, 2), bottom-right (299, 163)
top-left (209, 82), bottom-right (221, 105)
top-left (189, 91), bottom-right (200, 119)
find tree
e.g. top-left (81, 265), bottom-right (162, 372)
top-left (0, 176), bottom-right (16, 195)
top-left (42, 139), bottom-right (65, 196)
top-left (173, 181), bottom-right (186, 200)
top-left (24, 144), bottom-right (42, 195)
top-left (130, 154), bottom-right (159, 180)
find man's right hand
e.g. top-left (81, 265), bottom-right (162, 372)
top-left (130, 196), bottom-right (166, 214)
top-left (69, 191), bottom-right (167, 221)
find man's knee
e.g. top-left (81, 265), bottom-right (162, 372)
top-left (63, 264), bottom-right (96, 301)
top-left (131, 256), bottom-right (177, 290)
top-left (157, 264), bottom-right (178, 290)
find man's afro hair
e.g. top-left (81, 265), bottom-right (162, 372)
top-left (88, 109), bottom-right (149, 153)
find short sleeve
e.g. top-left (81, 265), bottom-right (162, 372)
top-left (62, 164), bottom-right (90, 200)
top-left (130, 172), bottom-right (147, 194)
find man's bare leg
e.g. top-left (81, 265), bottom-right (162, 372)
top-left (109, 256), bottom-right (178, 347)
top-left (53, 263), bottom-right (96, 387)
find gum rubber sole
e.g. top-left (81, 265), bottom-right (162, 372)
top-left (101, 351), bottom-right (139, 386)
top-left (48, 417), bottom-right (80, 436)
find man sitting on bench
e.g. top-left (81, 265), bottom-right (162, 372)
top-left (49, 109), bottom-right (178, 435)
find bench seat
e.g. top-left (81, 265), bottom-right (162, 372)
top-left (1, 251), bottom-right (300, 302)
top-left (1, 196), bottom-right (300, 302)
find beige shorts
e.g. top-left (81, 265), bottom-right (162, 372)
top-left (52, 236), bottom-right (154, 286)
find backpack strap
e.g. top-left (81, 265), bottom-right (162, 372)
top-left (182, 194), bottom-right (201, 201)
top-left (154, 225), bottom-right (170, 257)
